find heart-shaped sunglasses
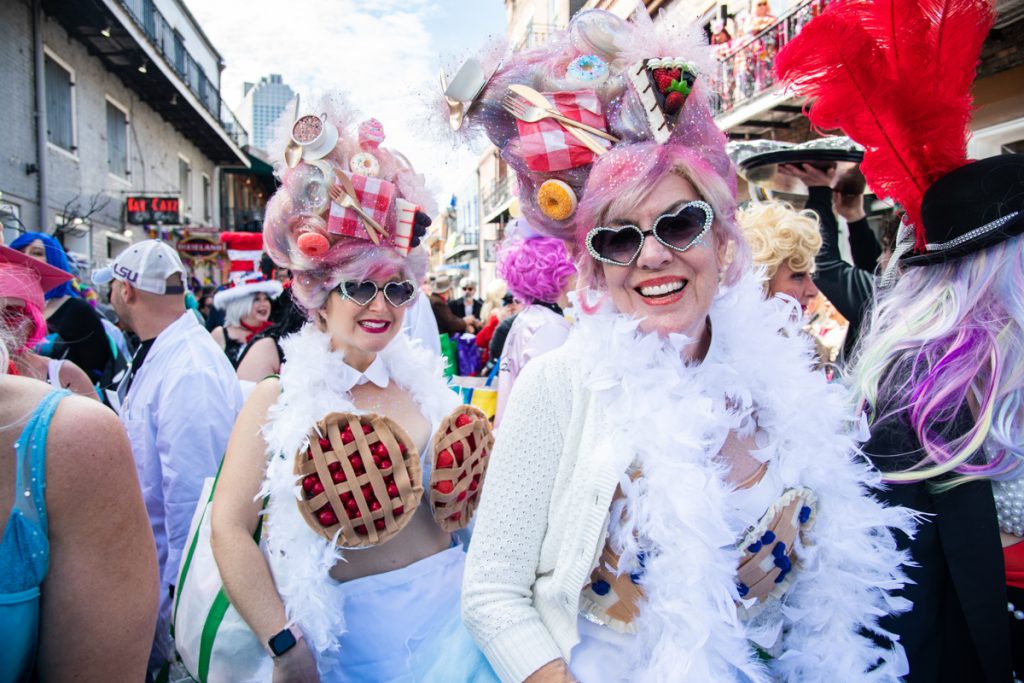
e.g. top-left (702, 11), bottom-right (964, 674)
top-left (336, 280), bottom-right (417, 307)
top-left (585, 200), bottom-right (714, 267)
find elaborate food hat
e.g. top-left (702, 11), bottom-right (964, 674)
top-left (213, 231), bottom-right (283, 308)
top-left (775, 0), bottom-right (1023, 271)
top-left (263, 96), bottom-right (433, 278)
top-left (441, 8), bottom-right (732, 242)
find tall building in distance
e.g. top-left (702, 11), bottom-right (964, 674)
top-left (237, 74), bottom-right (294, 153)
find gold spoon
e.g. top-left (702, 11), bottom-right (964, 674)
top-left (284, 94), bottom-right (303, 168)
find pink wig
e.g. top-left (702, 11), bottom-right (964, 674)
top-left (261, 93), bottom-right (432, 313)
top-left (574, 141), bottom-right (747, 290)
top-left (497, 236), bottom-right (575, 305)
top-left (456, 7), bottom-right (725, 245)
top-left (0, 265), bottom-right (50, 349)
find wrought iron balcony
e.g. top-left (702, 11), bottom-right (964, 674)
top-left (708, 0), bottom-right (830, 119)
top-left (119, 0), bottom-right (248, 149)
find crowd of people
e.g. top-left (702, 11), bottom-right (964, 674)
top-left (1, 2), bottom-right (1022, 682)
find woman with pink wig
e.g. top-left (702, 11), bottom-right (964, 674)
top-left (493, 234), bottom-right (575, 427)
top-left (447, 9), bottom-right (913, 682)
top-left (204, 95), bottom-right (495, 682)
top-left (0, 245), bottom-right (96, 398)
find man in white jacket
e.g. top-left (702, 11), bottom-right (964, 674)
top-left (93, 241), bottom-right (243, 678)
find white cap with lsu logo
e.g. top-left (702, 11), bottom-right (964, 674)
top-left (92, 239), bottom-right (187, 295)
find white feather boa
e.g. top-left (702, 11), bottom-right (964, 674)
top-left (572, 273), bottom-right (915, 682)
top-left (258, 324), bottom-right (457, 676)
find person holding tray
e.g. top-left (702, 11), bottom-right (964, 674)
top-left (778, 0), bottom-right (1020, 678)
top-left (445, 9), bottom-right (914, 682)
top-left (208, 96), bottom-right (495, 682)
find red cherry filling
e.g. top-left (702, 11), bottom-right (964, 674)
top-left (332, 469), bottom-right (347, 484)
top-left (302, 474), bottom-right (320, 493)
top-left (349, 455), bottom-right (364, 474)
top-left (317, 507), bottom-right (338, 526)
top-left (374, 519), bottom-right (386, 531)
top-left (354, 525), bottom-right (367, 534)
top-left (434, 480), bottom-right (454, 494)
top-left (394, 505), bottom-right (404, 515)
top-left (451, 441), bottom-right (465, 465)
top-left (341, 426), bottom-right (354, 444)
top-left (455, 414), bottom-right (472, 429)
top-left (380, 458), bottom-right (392, 470)
top-left (436, 450), bottom-right (454, 468)
top-left (386, 483), bottom-right (399, 498)
top-left (318, 436), bottom-right (331, 450)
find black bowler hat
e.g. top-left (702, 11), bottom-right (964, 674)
top-left (901, 154), bottom-right (1024, 266)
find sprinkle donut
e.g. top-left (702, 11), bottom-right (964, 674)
top-left (349, 152), bottom-right (381, 178)
top-left (566, 54), bottom-right (609, 85)
top-left (536, 179), bottom-right (578, 221)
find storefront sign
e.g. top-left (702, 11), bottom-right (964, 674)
top-left (126, 196), bottom-right (180, 225)
top-left (177, 236), bottom-right (222, 260)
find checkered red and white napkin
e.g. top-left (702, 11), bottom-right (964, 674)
top-left (327, 172), bottom-right (396, 241)
top-left (515, 90), bottom-right (611, 172)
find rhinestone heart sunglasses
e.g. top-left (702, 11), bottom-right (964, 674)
top-left (336, 280), bottom-right (417, 307)
top-left (585, 200), bottom-right (714, 267)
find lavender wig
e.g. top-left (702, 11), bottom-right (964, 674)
top-left (850, 234), bottom-right (1024, 486)
top-left (497, 236), bottom-right (575, 305)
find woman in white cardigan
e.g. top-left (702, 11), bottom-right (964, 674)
top-left (457, 10), bottom-right (913, 683)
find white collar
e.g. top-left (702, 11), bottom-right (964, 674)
top-left (331, 353), bottom-right (390, 394)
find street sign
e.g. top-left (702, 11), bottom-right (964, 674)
top-left (177, 236), bottom-right (222, 260)
top-left (126, 196), bottom-right (180, 225)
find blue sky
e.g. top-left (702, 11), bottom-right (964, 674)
top-left (186, 0), bottom-right (507, 201)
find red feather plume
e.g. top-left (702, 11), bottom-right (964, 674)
top-left (775, 0), bottom-right (994, 253)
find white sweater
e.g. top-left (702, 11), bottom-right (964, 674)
top-left (462, 274), bottom-right (913, 683)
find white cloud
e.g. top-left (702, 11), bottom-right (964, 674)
top-left (186, 0), bottom-right (501, 207)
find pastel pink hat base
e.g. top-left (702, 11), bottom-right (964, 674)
top-left (0, 244), bottom-right (74, 310)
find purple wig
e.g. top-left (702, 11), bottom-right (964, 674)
top-left (497, 236), bottom-right (575, 305)
top-left (851, 234), bottom-right (1024, 486)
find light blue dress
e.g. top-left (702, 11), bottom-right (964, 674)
top-left (0, 389), bottom-right (68, 683)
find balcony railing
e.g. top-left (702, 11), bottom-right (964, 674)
top-left (118, 0), bottom-right (248, 149)
top-left (517, 21), bottom-right (559, 51)
top-left (708, 0), bottom-right (830, 118)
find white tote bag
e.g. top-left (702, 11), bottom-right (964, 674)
top-left (172, 475), bottom-right (273, 682)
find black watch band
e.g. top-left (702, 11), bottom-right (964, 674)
top-left (267, 626), bottom-right (298, 657)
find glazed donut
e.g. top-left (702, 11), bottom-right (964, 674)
top-left (349, 152), bottom-right (380, 178)
top-left (536, 179), bottom-right (578, 221)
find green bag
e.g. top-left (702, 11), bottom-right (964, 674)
top-left (440, 333), bottom-right (458, 378)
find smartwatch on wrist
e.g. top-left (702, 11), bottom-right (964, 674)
top-left (267, 625), bottom-right (302, 658)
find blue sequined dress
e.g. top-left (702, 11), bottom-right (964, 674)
top-left (0, 389), bottom-right (68, 683)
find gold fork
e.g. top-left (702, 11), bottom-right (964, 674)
top-left (503, 93), bottom-right (619, 142)
top-left (502, 95), bottom-right (608, 156)
top-left (329, 172), bottom-right (385, 245)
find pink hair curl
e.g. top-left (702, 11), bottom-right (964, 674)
top-left (497, 236), bottom-right (576, 305)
